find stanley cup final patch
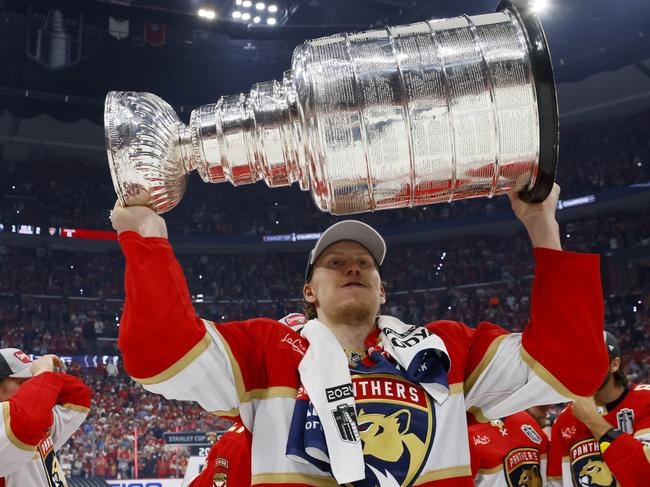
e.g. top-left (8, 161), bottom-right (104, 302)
top-left (332, 404), bottom-right (360, 442)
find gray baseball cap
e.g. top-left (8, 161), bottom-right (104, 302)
top-left (305, 220), bottom-right (386, 281)
top-left (0, 348), bottom-right (33, 382)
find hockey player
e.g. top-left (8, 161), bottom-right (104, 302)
top-left (189, 420), bottom-right (252, 487)
top-left (0, 349), bottom-right (91, 486)
top-left (469, 410), bottom-right (549, 486)
top-left (547, 332), bottom-right (650, 486)
top-left (111, 183), bottom-right (608, 486)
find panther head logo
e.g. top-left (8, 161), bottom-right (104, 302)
top-left (357, 408), bottom-right (426, 485)
top-left (578, 459), bottom-right (616, 487)
top-left (517, 465), bottom-right (542, 487)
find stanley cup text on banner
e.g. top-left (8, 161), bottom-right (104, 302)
top-left (104, 0), bottom-right (558, 215)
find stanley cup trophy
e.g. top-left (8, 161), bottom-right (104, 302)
top-left (105, 0), bottom-right (558, 215)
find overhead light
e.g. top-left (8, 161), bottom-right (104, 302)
top-left (198, 8), bottom-right (216, 20)
top-left (253, 16), bottom-right (261, 23)
top-left (242, 0), bottom-right (252, 7)
top-left (232, 10), bottom-right (242, 18)
top-left (531, 0), bottom-right (550, 13)
top-left (255, 2), bottom-right (265, 10)
top-left (268, 4), bottom-right (278, 12)
top-left (236, 0), bottom-right (242, 4)
top-left (267, 17), bottom-right (276, 25)
top-left (242, 12), bottom-right (251, 20)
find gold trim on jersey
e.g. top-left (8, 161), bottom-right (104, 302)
top-left (464, 335), bottom-right (507, 393)
top-left (2, 401), bottom-right (36, 452)
top-left (520, 347), bottom-right (575, 399)
top-left (252, 472), bottom-right (338, 486)
top-left (449, 382), bottom-right (464, 395)
top-left (59, 403), bottom-right (90, 414)
top-left (208, 321), bottom-right (247, 399)
top-left (644, 444), bottom-right (650, 464)
top-left (132, 332), bottom-right (212, 385)
top-left (477, 464), bottom-right (504, 475)
top-left (413, 465), bottom-right (472, 483)
top-left (547, 475), bottom-right (562, 481)
top-left (209, 321), bottom-right (298, 403)
top-left (245, 386), bottom-right (298, 401)
top-left (467, 406), bottom-right (491, 423)
top-left (210, 406), bottom-right (240, 417)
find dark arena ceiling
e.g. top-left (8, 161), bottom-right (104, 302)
top-left (0, 0), bottom-right (649, 125)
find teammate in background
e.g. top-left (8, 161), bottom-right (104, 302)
top-left (547, 332), bottom-right (650, 486)
top-left (187, 315), bottom-right (305, 487)
top-left (188, 420), bottom-right (252, 487)
top-left (469, 410), bottom-right (549, 486)
top-left (0, 348), bottom-right (91, 486)
top-left (111, 183), bottom-right (609, 486)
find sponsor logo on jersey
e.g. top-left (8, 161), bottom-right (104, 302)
top-left (616, 408), bottom-right (634, 433)
top-left (561, 426), bottom-right (577, 440)
top-left (503, 447), bottom-right (542, 487)
top-left (569, 439), bottom-right (617, 487)
top-left (280, 333), bottom-right (306, 356)
top-left (473, 434), bottom-right (490, 446)
top-left (520, 424), bottom-right (543, 444)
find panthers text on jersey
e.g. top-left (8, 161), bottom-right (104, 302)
top-left (469, 411), bottom-right (548, 487)
top-left (547, 384), bottom-right (650, 487)
top-left (117, 231), bottom-right (607, 486)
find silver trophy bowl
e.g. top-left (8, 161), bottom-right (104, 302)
top-left (105, 0), bottom-right (558, 215)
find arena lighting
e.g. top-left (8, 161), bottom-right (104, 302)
top-left (242, 0), bottom-right (252, 7)
top-left (531, 0), bottom-right (550, 13)
top-left (242, 12), bottom-right (251, 20)
top-left (253, 16), bottom-right (261, 23)
top-left (268, 4), bottom-right (278, 12)
top-left (236, 0), bottom-right (242, 4)
top-left (255, 2), bottom-right (265, 10)
top-left (232, 10), bottom-right (242, 18)
top-left (198, 8), bottom-right (217, 20)
top-left (267, 17), bottom-right (277, 25)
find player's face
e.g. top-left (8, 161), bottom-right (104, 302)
top-left (304, 241), bottom-right (385, 324)
top-left (0, 377), bottom-right (29, 401)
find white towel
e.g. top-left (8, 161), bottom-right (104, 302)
top-left (298, 315), bottom-right (451, 484)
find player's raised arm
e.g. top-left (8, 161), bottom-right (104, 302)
top-left (462, 183), bottom-right (609, 419)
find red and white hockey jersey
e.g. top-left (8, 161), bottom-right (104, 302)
top-left (547, 384), bottom-right (650, 487)
top-left (189, 420), bottom-right (252, 487)
top-left (117, 231), bottom-right (607, 486)
top-left (0, 372), bottom-right (91, 487)
top-left (469, 411), bottom-right (548, 487)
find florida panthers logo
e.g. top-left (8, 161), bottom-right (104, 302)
top-left (351, 375), bottom-right (434, 486)
top-left (570, 439), bottom-right (617, 487)
top-left (503, 447), bottom-right (542, 487)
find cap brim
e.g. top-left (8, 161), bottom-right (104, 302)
top-left (9, 367), bottom-right (33, 379)
top-left (306, 220), bottom-right (386, 280)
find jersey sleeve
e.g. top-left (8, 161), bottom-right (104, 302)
top-left (601, 432), bottom-right (650, 486)
top-left (600, 403), bottom-right (650, 487)
top-left (460, 248), bottom-right (608, 421)
top-left (117, 231), bottom-right (303, 420)
top-left (50, 374), bottom-right (91, 451)
top-left (0, 373), bottom-right (61, 476)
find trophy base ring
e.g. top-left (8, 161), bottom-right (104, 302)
top-left (499, 0), bottom-right (559, 203)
